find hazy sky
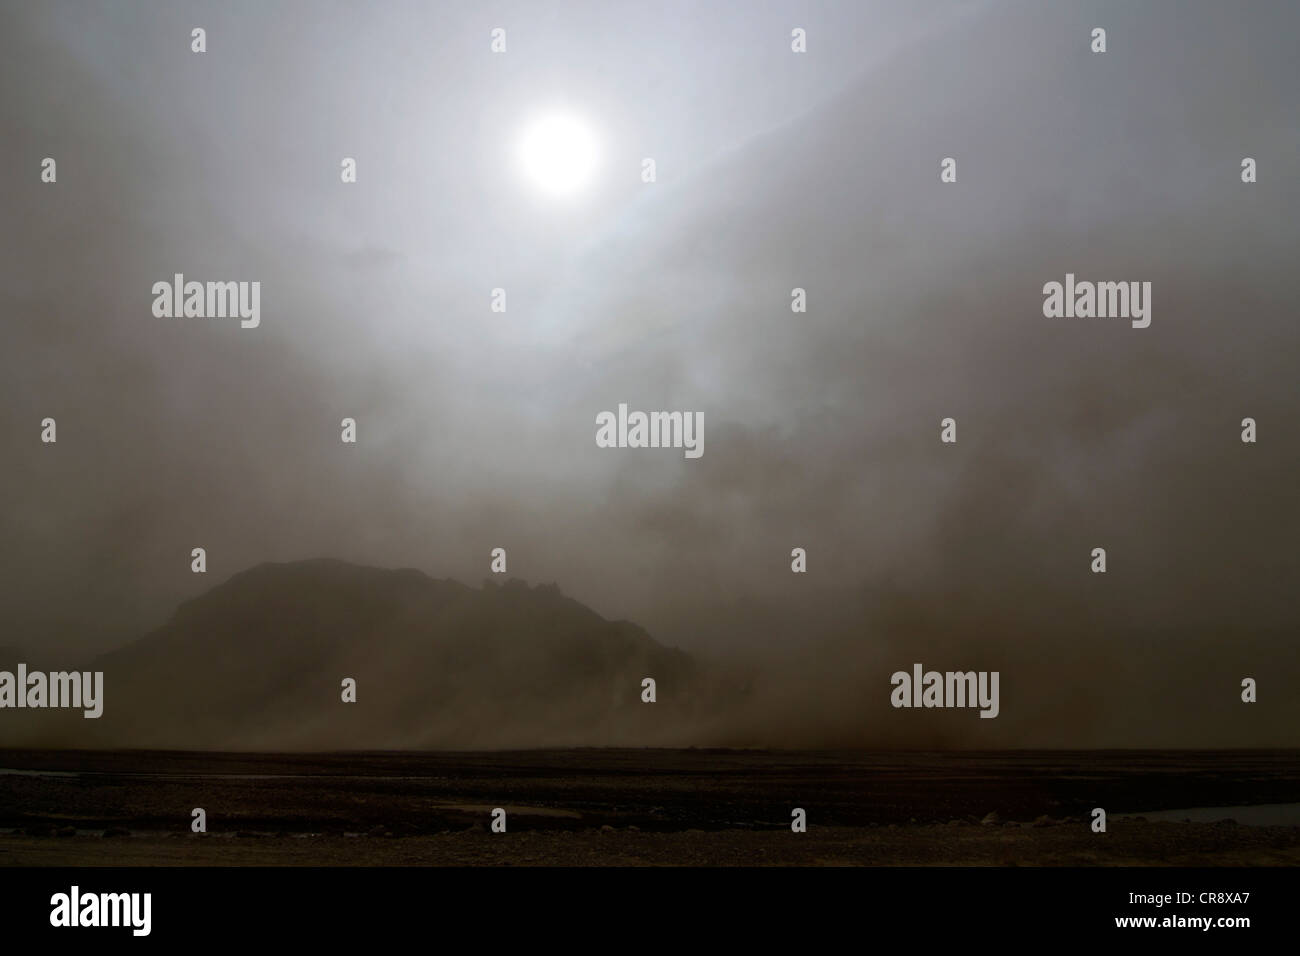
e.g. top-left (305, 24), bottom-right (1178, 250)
top-left (2, 1), bottom-right (1297, 745)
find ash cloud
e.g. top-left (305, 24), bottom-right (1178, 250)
top-left (1, 1), bottom-right (1296, 749)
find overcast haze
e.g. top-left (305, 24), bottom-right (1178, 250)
top-left (2, 0), bottom-right (1297, 747)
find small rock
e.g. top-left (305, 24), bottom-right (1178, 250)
top-left (600, 825), bottom-right (615, 833)
top-left (101, 827), bottom-right (130, 838)
top-left (1031, 815), bottom-right (1053, 828)
top-left (55, 826), bottom-right (77, 837)
top-left (367, 825), bottom-right (387, 837)
top-left (980, 811), bottom-right (1002, 826)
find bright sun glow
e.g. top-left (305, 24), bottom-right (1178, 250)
top-left (517, 113), bottom-right (600, 198)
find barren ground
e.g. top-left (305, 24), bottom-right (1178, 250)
top-left (2, 748), bottom-right (1297, 866)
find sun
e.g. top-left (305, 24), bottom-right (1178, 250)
top-left (517, 112), bottom-right (600, 198)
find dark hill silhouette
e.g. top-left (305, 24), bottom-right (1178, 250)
top-left (45, 560), bottom-right (727, 750)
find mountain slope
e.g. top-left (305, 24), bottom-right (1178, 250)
top-left (59, 560), bottom-right (719, 750)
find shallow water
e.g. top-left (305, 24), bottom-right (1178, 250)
top-left (1117, 803), bottom-right (1300, 826)
top-left (0, 767), bottom-right (79, 777)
